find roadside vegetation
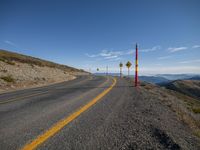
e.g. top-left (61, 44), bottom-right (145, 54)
top-left (0, 57), bottom-right (15, 65)
top-left (164, 80), bottom-right (200, 100)
top-left (0, 75), bottom-right (15, 83)
top-left (192, 108), bottom-right (200, 114)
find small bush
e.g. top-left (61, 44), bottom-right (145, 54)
top-left (0, 75), bottom-right (15, 83)
top-left (192, 108), bottom-right (200, 114)
top-left (6, 61), bottom-right (15, 65)
top-left (194, 130), bottom-right (200, 138)
top-left (0, 58), bottom-right (15, 65)
top-left (1, 69), bottom-right (7, 73)
top-left (0, 57), bottom-right (6, 62)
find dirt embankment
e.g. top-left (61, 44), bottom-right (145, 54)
top-left (0, 49), bottom-right (89, 93)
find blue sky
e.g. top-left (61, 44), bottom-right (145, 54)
top-left (0, 0), bottom-right (200, 75)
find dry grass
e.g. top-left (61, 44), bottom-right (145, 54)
top-left (166, 89), bottom-right (200, 111)
top-left (194, 130), bottom-right (200, 138)
top-left (165, 80), bottom-right (200, 100)
top-left (163, 90), bottom-right (200, 138)
top-left (0, 49), bottom-right (85, 72)
top-left (139, 81), bottom-right (200, 138)
top-left (0, 57), bottom-right (15, 65)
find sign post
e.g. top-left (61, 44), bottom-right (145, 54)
top-left (126, 61), bottom-right (132, 77)
top-left (119, 62), bottom-right (123, 78)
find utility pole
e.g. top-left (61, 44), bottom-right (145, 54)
top-left (135, 43), bottom-right (139, 87)
top-left (119, 62), bottom-right (123, 78)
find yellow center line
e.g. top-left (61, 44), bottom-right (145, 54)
top-left (21, 77), bottom-right (117, 150)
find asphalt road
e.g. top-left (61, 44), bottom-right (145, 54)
top-left (0, 75), bottom-right (199, 150)
top-left (0, 75), bottom-right (113, 149)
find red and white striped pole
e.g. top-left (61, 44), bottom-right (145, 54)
top-left (135, 43), bottom-right (138, 87)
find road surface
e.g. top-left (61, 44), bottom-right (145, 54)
top-left (0, 75), bottom-right (199, 150)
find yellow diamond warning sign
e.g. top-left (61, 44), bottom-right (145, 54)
top-left (126, 61), bottom-right (132, 68)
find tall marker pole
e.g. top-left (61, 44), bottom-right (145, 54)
top-left (135, 43), bottom-right (138, 87)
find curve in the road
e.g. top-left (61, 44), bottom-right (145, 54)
top-left (0, 76), bottom-right (92, 105)
top-left (21, 77), bottom-right (116, 150)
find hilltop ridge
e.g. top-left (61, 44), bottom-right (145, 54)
top-left (0, 49), bottom-right (89, 93)
top-left (163, 80), bottom-right (200, 100)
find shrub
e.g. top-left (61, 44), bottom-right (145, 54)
top-left (0, 75), bottom-right (15, 83)
top-left (1, 69), bottom-right (8, 73)
top-left (194, 130), bottom-right (200, 138)
top-left (192, 108), bottom-right (200, 114)
top-left (6, 61), bottom-right (15, 65)
top-left (0, 57), bottom-right (6, 62)
top-left (0, 58), bottom-right (15, 65)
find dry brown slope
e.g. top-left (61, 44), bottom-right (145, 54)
top-left (0, 49), bottom-right (85, 72)
top-left (164, 80), bottom-right (200, 100)
top-left (0, 49), bottom-right (89, 93)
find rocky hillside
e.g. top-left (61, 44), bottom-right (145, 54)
top-left (0, 49), bottom-right (89, 93)
top-left (163, 80), bottom-right (200, 100)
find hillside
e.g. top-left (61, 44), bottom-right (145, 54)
top-left (137, 74), bottom-right (200, 85)
top-left (136, 80), bottom-right (200, 144)
top-left (163, 80), bottom-right (200, 100)
top-left (190, 76), bottom-right (200, 80)
top-left (156, 74), bottom-right (197, 80)
top-left (0, 49), bottom-right (88, 93)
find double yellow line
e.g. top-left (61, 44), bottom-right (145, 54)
top-left (22, 77), bottom-right (117, 150)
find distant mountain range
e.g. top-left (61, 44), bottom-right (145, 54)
top-left (139, 76), bottom-right (170, 84)
top-left (93, 73), bottom-right (200, 84)
top-left (163, 80), bottom-right (200, 100)
top-left (189, 76), bottom-right (200, 80)
top-left (155, 74), bottom-right (200, 80)
top-left (138, 74), bottom-right (200, 100)
top-left (139, 74), bottom-right (200, 84)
